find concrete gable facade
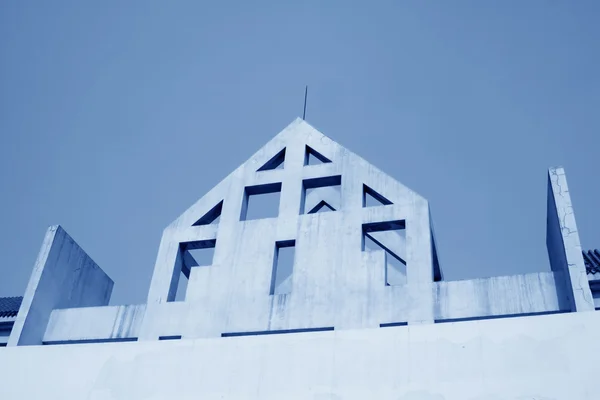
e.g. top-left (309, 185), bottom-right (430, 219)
top-left (1, 119), bottom-right (599, 399)
top-left (140, 118), bottom-right (438, 340)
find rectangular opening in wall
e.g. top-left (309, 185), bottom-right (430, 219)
top-left (43, 337), bottom-right (138, 345)
top-left (181, 239), bottom-right (216, 268)
top-left (431, 231), bottom-right (442, 282)
top-left (240, 182), bottom-right (282, 221)
top-left (174, 270), bottom-right (188, 302)
top-left (173, 239), bottom-right (217, 302)
top-left (222, 327), bottom-right (334, 337)
top-left (300, 175), bottom-right (342, 214)
top-left (434, 310), bottom-right (568, 324)
top-left (270, 240), bottom-right (296, 295)
top-left (159, 335), bottom-right (182, 340)
top-left (380, 321), bottom-right (408, 328)
top-left (362, 220), bottom-right (407, 286)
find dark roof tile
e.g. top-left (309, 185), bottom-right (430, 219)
top-left (583, 250), bottom-right (600, 275)
top-left (0, 296), bottom-right (23, 318)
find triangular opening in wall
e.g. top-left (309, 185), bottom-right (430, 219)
top-left (192, 200), bottom-right (223, 226)
top-left (304, 145), bottom-right (332, 166)
top-left (307, 200), bottom-right (336, 214)
top-left (363, 184), bottom-right (393, 207)
top-left (257, 148), bottom-right (286, 171)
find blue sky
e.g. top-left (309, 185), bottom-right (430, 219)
top-left (1, 1), bottom-right (599, 304)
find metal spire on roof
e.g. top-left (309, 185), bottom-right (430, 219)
top-left (302, 85), bottom-right (308, 120)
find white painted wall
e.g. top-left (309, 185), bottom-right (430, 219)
top-left (1, 310), bottom-right (599, 400)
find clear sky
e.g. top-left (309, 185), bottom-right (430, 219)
top-left (1, 1), bottom-right (599, 304)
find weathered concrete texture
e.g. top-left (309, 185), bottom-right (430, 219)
top-left (434, 271), bottom-right (570, 321)
top-left (1, 310), bottom-right (600, 400)
top-left (41, 270), bottom-right (576, 344)
top-left (44, 305), bottom-right (146, 344)
top-left (5, 121), bottom-right (596, 348)
top-left (546, 167), bottom-right (594, 311)
top-left (139, 118), bottom-right (436, 339)
top-left (8, 226), bottom-right (113, 346)
top-left (37, 122), bottom-right (594, 344)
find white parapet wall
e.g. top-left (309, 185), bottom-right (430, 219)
top-left (43, 305), bottom-right (146, 344)
top-left (0, 310), bottom-right (599, 399)
top-left (434, 271), bottom-right (570, 321)
top-left (41, 271), bottom-right (571, 344)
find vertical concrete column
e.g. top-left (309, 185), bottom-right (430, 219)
top-left (406, 198), bottom-right (435, 325)
top-left (277, 135), bottom-right (305, 240)
top-left (145, 227), bottom-right (181, 304)
top-left (546, 167), bottom-right (594, 312)
top-left (8, 225), bottom-right (113, 346)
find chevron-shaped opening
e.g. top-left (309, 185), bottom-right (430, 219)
top-left (257, 148), bottom-right (286, 171)
top-left (307, 200), bottom-right (336, 214)
top-left (363, 184), bottom-right (393, 207)
top-left (362, 220), bottom-right (406, 286)
top-left (304, 145), bottom-right (332, 166)
top-left (192, 201), bottom-right (223, 226)
top-left (300, 175), bottom-right (341, 214)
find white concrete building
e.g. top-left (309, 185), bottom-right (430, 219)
top-left (1, 118), bottom-right (599, 399)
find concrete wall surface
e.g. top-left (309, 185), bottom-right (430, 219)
top-left (8, 225), bottom-right (113, 346)
top-left (0, 310), bottom-right (599, 400)
top-left (11, 122), bottom-right (590, 345)
top-left (38, 271), bottom-right (572, 343)
top-left (434, 271), bottom-right (571, 321)
top-left (141, 118), bottom-right (438, 337)
top-left (44, 304), bottom-right (146, 344)
top-left (546, 167), bottom-right (594, 311)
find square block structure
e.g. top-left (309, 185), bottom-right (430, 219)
top-left (0, 119), bottom-right (599, 399)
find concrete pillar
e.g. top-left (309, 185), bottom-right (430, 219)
top-left (546, 167), bottom-right (594, 312)
top-left (8, 225), bottom-right (113, 346)
top-left (406, 198), bottom-right (435, 325)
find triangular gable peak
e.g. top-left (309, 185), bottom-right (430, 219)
top-left (171, 118), bottom-right (423, 229)
top-left (145, 118), bottom-right (441, 332)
